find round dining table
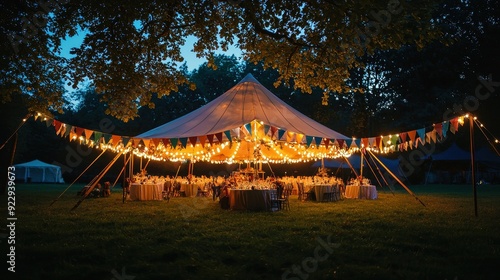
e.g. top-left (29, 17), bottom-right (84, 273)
top-left (229, 189), bottom-right (276, 211)
top-left (129, 182), bottom-right (163, 201)
top-left (181, 183), bottom-right (200, 197)
top-left (345, 184), bottom-right (378, 199)
top-left (306, 184), bottom-right (339, 202)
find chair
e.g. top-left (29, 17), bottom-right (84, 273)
top-left (269, 190), bottom-right (280, 211)
top-left (280, 187), bottom-right (291, 210)
top-left (297, 183), bottom-right (311, 201)
top-left (162, 181), bottom-right (173, 201)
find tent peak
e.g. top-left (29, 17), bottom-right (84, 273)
top-left (239, 73), bottom-right (259, 84)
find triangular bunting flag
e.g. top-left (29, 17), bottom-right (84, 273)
top-left (270, 126), bottom-right (278, 138)
top-left (112, 135), bottom-right (122, 147)
top-left (362, 138), bottom-right (369, 148)
top-left (64, 125), bottom-right (73, 137)
top-left (45, 118), bottom-right (53, 127)
top-left (142, 139), bottom-right (151, 148)
top-left (407, 130), bottom-right (416, 143)
top-left (179, 138), bottom-right (188, 148)
top-left (75, 127), bottom-right (85, 137)
top-left (314, 137), bottom-right (322, 147)
top-left (296, 134), bottom-right (304, 144)
top-left (337, 139), bottom-right (345, 148)
top-left (278, 129), bottom-right (286, 140)
top-left (354, 138), bottom-right (361, 149)
top-left (189, 137), bottom-right (198, 147)
top-left (122, 137), bottom-right (130, 147)
top-left (324, 139), bottom-right (330, 149)
top-left (450, 118), bottom-right (459, 134)
top-left (305, 136), bottom-right (314, 147)
top-left (207, 134), bottom-right (214, 145)
top-left (375, 137), bottom-right (382, 149)
top-left (224, 130), bottom-right (232, 142)
top-left (399, 132), bottom-right (407, 143)
top-left (94, 131), bottom-right (102, 143)
top-left (232, 127), bottom-right (241, 138)
top-left (244, 123), bottom-right (252, 136)
top-left (103, 133), bottom-right (112, 144)
top-left (215, 132), bottom-right (223, 143)
top-left (198, 135), bottom-right (207, 147)
top-left (264, 125), bottom-right (271, 136)
top-left (170, 138), bottom-right (179, 148)
top-left (161, 138), bottom-right (170, 147)
top-left (345, 139), bottom-right (353, 149)
top-left (151, 138), bottom-right (161, 148)
top-left (417, 128), bottom-right (426, 143)
top-left (84, 129), bottom-right (93, 140)
top-left (53, 120), bottom-right (62, 133)
top-left (434, 123), bottom-right (443, 139)
top-left (391, 134), bottom-right (399, 147)
top-left (442, 121), bottom-right (449, 138)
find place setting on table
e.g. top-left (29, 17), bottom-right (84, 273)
top-left (344, 177), bottom-right (378, 200)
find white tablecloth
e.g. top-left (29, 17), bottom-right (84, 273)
top-left (181, 183), bottom-right (200, 197)
top-left (345, 185), bottom-right (377, 200)
top-left (129, 183), bottom-right (163, 201)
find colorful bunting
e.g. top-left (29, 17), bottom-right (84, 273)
top-left (179, 138), bottom-right (188, 148)
top-left (224, 130), bottom-right (232, 142)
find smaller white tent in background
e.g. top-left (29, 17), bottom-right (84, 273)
top-left (14, 159), bottom-right (65, 183)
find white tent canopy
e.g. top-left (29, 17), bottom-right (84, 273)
top-left (14, 159), bottom-right (65, 183)
top-left (133, 74), bottom-right (350, 163)
top-left (137, 73), bottom-right (349, 141)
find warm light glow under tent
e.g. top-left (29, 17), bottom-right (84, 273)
top-left (134, 73), bottom-right (351, 163)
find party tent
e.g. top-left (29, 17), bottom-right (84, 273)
top-left (135, 74), bottom-right (350, 163)
top-left (14, 159), bottom-right (65, 183)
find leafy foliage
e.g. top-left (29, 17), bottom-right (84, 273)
top-left (2, 0), bottom-right (444, 121)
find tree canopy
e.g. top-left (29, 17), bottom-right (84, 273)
top-left (1, 0), bottom-right (444, 121)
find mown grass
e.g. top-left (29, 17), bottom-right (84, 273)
top-left (6, 183), bottom-right (500, 279)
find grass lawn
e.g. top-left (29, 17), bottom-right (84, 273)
top-left (4, 183), bottom-right (500, 279)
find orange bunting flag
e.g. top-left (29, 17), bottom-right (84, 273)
top-left (111, 135), bottom-right (122, 146)
top-left (151, 138), bottom-right (161, 148)
top-left (434, 123), bottom-right (443, 138)
top-left (450, 118), bottom-right (459, 134)
top-left (142, 139), bottom-right (151, 148)
top-left (53, 120), bottom-right (62, 133)
top-left (75, 127), bottom-right (85, 137)
top-left (84, 129), bottom-right (93, 140)
top-left (362, 138), bottom-right (369, 149)
top-left (407, 130), bottom-right (417, 143)
top-left (198, 135), bottom-right (207, 147)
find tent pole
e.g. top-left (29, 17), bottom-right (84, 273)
top-left (363, 154), bottom-right (394, 195)
top-left (50, 149), bottom-right (107, 206)
top-left (360, 149), bottom-right (364, 182)
top-left (469, 116), bottom-right (478, 217)
top-left (367, 149), bottom-right (426, 207)
top-left (267, 162), bottom-right (276, 178)
top-left (123, 152), bottom-right (127, 203)
top-left (112, 154), bottom-right (131, 189)
top-left (71, 152), bottom-right (122, 211)
top-left (367, 153), bottom-right (391, 189)
top-left (342, 155), bottom-right (359, 178)
top-left (0, 114), bottom-right (30, 151)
